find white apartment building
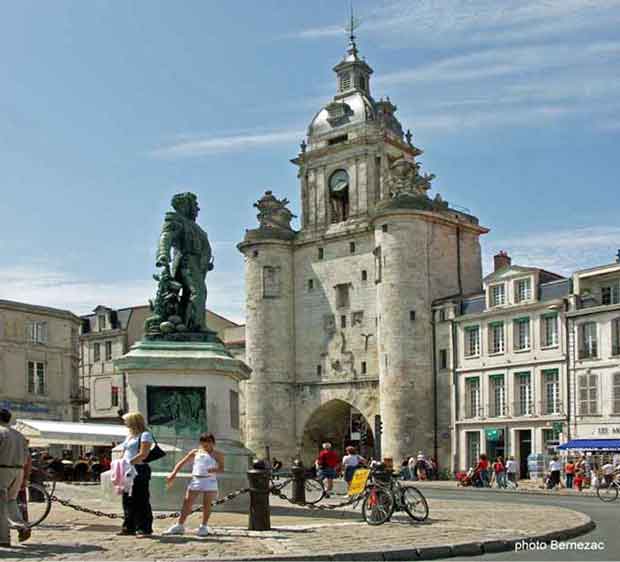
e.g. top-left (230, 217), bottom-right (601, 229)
top-left (437, 252), bottom-right (570, 476)
top-left (567, 262), bottom-right (620, 442)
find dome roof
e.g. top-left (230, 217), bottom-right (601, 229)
top-left (308, 92), bottom-right (375, 138)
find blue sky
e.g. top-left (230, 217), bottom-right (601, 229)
top-left (1, 0), bottom-right (619, 322)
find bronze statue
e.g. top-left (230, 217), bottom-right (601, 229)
top-left (145, 192), bottom-right (214, 338)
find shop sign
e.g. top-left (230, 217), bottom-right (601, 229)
top-left (0, 400), bottom-right (49, 414)
top-left (485, 428), bottom-right (503, 442)
top-left (596, 427), bottom-right (620, 435)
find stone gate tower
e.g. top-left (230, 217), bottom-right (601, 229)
top-left (239, 33), bottom-right (488, 466)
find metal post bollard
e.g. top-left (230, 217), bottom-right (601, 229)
top-left (247, 460), bottom-right (271, 531)
top-left (0, 487), bottom-right (10, 547)
top-left (291, 459), bottom-right (306, 504)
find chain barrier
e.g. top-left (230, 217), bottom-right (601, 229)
top-left (269, 485), bottom-right (362, 510)
top-left (49, 487), bottom-right (250, 520)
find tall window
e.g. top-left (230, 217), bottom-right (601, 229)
top-left (490, 284), bottom-right (506, 306)
top-left (373, 247), bottom-right (382, 283)
top-left (541, 314), bottom-right (559, 347)
top-left (27, 321), bottom-right (48, 344)
top-left (578, 373), bottom-right (598, 415)
top-left (489, 375), bottom-right (506, 417)
top-left (439, 349), bottom-right (448, 370)
top-left (613, 373), bottom-right (620, 415)
top-left (612, 319), bottom-right (620, 356)
top-left (98, 315), bottom-right (106, 331)
top-left (111, 386), bottom-right (119, 408)
top-left (105, 341), bottom-right (113, 361)
top-left (230, 390), bottom-right (240, 430)
top-left (514, 318), bottom-right (531, 351)
top-left (27, 361), bottom-right (46, 395)
top-left (262, 266), bottom-right (281, 298)
top-left (601, 281), bottom-right (620, 305)
top-left (94, 342), bottom-right (101, 363)
top-left (542, 428), bottom-right (561, 454)
top-left (466, 432), bottom-right (481, 470)
top-left (465, 377), bottom-right (481, 418)
top-left (579, 322), bottom-right (598, 359)
top-left (335, 284), bottom-right (350, 308)
top-left (464, 326), bottom-right (480, 357)
top-left (489, 322), bottom-right (505, 354)
top-left (515, 372), bottom-right (533, 416)
top-left (515, 278), bottom-right (532, 303)
top-left (542, 369), bottom-right (560, 414)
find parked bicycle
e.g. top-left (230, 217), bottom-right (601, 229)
top-left (8, 482), bottom-right (52, 529)
top-left (596, 474), bottom-right (620, 502)
top-left (377, 469), bottom-right (429, 522)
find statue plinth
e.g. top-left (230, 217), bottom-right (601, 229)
top-left (107, 339), bottom-right (253, 510)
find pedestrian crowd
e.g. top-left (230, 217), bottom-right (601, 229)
top-left (455, 451), bottom-right (620, 491)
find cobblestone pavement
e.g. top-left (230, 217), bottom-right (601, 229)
top-left (0, 483), bottom-right (591, 561)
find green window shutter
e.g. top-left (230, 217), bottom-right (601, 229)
top-left (489, 320), bottom-right (504, 327)
top-left (489, 374), bottom-right (504, 380)
top-left (514, 316), bottom-right (530, 323)
top-left (464, 325), bottom-right (479, 332)
top-left (541, 312), bottom-right (558, 319)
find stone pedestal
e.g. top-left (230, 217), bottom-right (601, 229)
top-left (106, 338), bottom-right (252, 511)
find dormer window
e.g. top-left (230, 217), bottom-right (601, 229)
top-left (601, 281), bottom-right (620, 305)
top-left (515, 278), bottom-right (532, 303)
top-left (98, 314), bottom-right (106, 331)
top-left (489, 284), bottom-right (506, 307)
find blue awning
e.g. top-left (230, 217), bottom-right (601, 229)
top-left (558, 439), bottom-right (620, 451)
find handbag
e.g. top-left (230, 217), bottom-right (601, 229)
top-left (140, 431), bottom-right (167, 464)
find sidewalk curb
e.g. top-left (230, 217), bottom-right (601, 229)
top-left (214, 516), bottom-right (595, 562)
top-left (413, 482), bottom-right (598, 498)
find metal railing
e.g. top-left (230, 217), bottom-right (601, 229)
top-left (578, 345), bottom-right (598, 359)
top-left (488, 402), bottom-right (508, 417)
top-left (462, 405), bottom-right (484, 419)
top-left (511, 400), bottom-right (535, 417)
top-left (539, 400), bottom-right (564, 416)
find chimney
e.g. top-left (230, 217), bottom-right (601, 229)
top-left (494, 251), bottom-right (511, 272)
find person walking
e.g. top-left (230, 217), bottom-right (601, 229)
top-left (341, 446), bottom-right (366, 488)
top-left (0, 408), bottom-right (30, 546)
top-left (493, 457), bottom-right (506, 488)
top-left (564, 458), bottom-right (575, 489)
top-left (475, 454), bottom-right (490, 487)
top-left (317, 443), bottom-right (340, 497)
top-left (163, 433), bottom-right (223, 537)
top-left (549, 456), bottom-right (562, 490)
top-left (118, 412), bottom-right (154, 538)
top-left (505, 456), bottom-right (518, 488)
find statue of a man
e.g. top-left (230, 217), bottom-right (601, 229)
top-left (155, 193), bottom-right (213, 332)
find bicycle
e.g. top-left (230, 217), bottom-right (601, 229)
top-left (596, 475), bottom-right (620, 502)
top-left (270, 471), bottom-right (326, 505)
top-left (360, 468), bottom-right (396, 525)
top-left (365, 468), bottom-right (429, 522)
top-left (8, 482), bottom-right (52, 529)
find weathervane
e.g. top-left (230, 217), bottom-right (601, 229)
top-left (345, 1), bottom-right (361, 49)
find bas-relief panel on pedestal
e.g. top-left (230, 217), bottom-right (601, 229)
top-left (146, 385), bottom-right (207, 437)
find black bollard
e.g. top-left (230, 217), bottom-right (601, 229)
top-left (291, 458), bottom-right (306, 504)
top-left (247, 460), bottom-right (271, 531)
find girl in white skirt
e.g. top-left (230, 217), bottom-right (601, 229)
top-left (163, 433), bottom-right (224, 536)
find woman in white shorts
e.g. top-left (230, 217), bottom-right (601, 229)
top-left (163, 433), bottom-right (224, 537)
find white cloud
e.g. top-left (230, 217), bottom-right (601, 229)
top-left (483, 226), bottom-right (620, 275)
top-left (152, 128), bottom-right (303, 158)
top-left (0, 265), bottom-right (245, 323)
top-left (291, 0), bottom-right (620, 47)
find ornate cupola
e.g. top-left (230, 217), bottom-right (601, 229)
top-left (333, 16), bottom-right (373, 99)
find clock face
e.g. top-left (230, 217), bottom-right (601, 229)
top-left (329, 169), bottom-right (349, 194)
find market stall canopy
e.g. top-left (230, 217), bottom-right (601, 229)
top-left (14, 419), bottom-right (129, 447)
top-left (558, 439), bottom-right (620, 452)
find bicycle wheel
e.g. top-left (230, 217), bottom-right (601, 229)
top-left (8, 482), bottom-right (52, 528)
top-left (597, 483), bottom-right (619, 502)
top-left (402, 486), bottom-right (429, 521)
top-left (362, 486), bottom-right (395, 526)
top-left (304, 478), bottom-right (326, 504)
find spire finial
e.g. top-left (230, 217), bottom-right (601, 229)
top-left (345, 1), bottom-right (361, 53)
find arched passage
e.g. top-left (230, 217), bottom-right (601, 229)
top-left (300, 399), bottom-right (374, 466)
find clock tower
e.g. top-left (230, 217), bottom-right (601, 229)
top-left (240, 30), bottom-right (487, 467)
